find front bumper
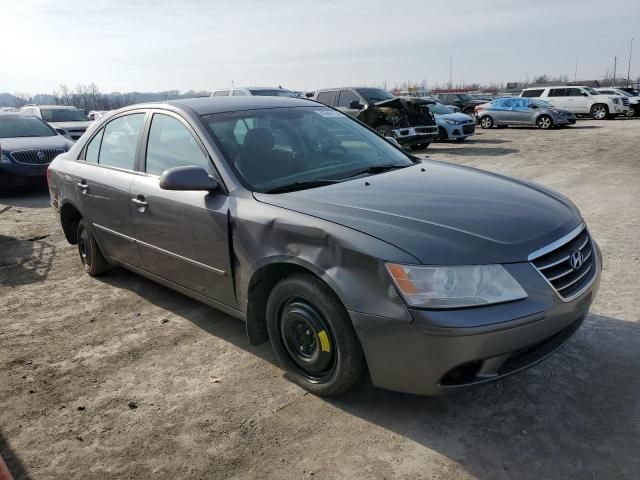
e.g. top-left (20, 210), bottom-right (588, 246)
top-left (0, 162), bottom-right (49, 186)
top-left (393, 126), bottom-right (438, 146)
top-left (442, 122), bottom-right (476, 139)
top-left (350, 252), bottom-right (601, 395)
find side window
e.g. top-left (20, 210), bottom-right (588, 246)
top-left (213, 90), bottom-right (230, 97)
top-left (232, 90), bottom-right (247, 96)
top-left (549, 88), bottom-right (567, 97)
top-left (502, 99), bottom-right (513, 109)
top-left (85, 129), bottom-right (104, 163)
top-left (316, 91), bottom-right (337, 106)
top-left (145, 114), bottom-right (210, 176)
top-left (522, 89), bottom-right (543, 97)
top-left (568, 88), bottom-right (584, 97)
top-left (98, 113), bottom-right (145, 170)
top-left (337, 90), bottom-right (361, 108)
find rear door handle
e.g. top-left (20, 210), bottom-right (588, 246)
top-left (77, 180), bottom-right (88, 193)
top-left (131, 198), bottom-right (148, 206)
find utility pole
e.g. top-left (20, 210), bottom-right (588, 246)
top-left (627, 38), bottom-right (634, 87)
top-left (449, 57), bottom-right (453, 89)
top-left (574, 58), bottom-right (578, 82)
top-left (612, 56), bottom-right (617, 86)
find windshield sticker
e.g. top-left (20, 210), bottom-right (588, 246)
top-left (314, 110), bottom-right (343, 118)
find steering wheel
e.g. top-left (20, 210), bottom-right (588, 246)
top-left (313, 144), bottom-right (347, 168)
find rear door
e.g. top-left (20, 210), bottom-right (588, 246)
top-left (129, 111), bottom-right (236, 307)
top-left (72, 112), bottom-right (147, 267)
top-left (546, 88), bottom-right (569, 109)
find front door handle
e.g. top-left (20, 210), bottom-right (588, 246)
top-left (131, 198), bottom-right (148, 206)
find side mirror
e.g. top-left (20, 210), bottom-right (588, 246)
top-left (581, 92), bottom-right (589, 97)
top-left (349, 100), bottom-right (364, 110)
top-left (159, 166), bottom-right (218, 191)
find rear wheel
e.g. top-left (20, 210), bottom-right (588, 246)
top-left (479, 116), bottom-right (494, 129)
top-left (590, 104), bottom-right (608, 120)
top-left (77, 219), bottom-right (108, 276)
top-left (266, 274), bottom-right (364, 396)
top-left (537, 115), bottom-right (553, 129)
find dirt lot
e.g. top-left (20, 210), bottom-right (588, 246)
top-left (1, 119), bottom-right (639, 480)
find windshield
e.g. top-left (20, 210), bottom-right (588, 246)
top-left (0, 115), bottom-right (56, 138)
top-left (427, 103), bottom-right (455, 115)
top-left (249, 89), bottom-right (297, 98)
top-left (356, 88), bottom-right (395, 103)
top-left (531, 99), bottom-right (551, 107)
top-left (40, 108), bottom-right (89, 122)
top-left (202, 106), bottom-right (413, 193)
top-left (584, 87), bottom-right (600, 96)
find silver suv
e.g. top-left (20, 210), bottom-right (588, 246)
top-left (20, 105), bottom-right (93, 140)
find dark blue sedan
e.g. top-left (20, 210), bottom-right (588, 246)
top-left (0, 112), bottom-right (74, 187)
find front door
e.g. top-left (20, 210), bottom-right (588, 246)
top-left (130, 112), bottom-right (236, 307)
top-left (72, 112), bottom-right (147, 267)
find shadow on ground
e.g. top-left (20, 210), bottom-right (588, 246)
top-left (0, 185), bottom-right (50, 209)
top-left (97, 268), bottom-right (640, 479)
top-left (429, 146), bottom-right (520, 156)
top-left (0, 235), bottom-right (55, 287)
top-left (0, 431), bottom-right (31, 480)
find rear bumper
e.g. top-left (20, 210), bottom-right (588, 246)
top-left (350, 255), bottom-right (601, 395)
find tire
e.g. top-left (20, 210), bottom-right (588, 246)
top-left (409, 143), bottom-right (430, 151)
top-left (590, 104), bottom-right (608, 120)
top-left (77, 218), bottom-right (108, 276)
top-left (625, 108), bottom-right (634, 118)
top-left (536, 115), bottom-right (553, 129)
top-left (479, 116), bottom-right (494, 129)
top-left (437, 127), bottom-right (448, 141)
top-left (375, 125), bottom-right (393, 138)
top-left (463, 108), bottom-right (475, 116)
top-left (266, 273), bottom-right (364, 396)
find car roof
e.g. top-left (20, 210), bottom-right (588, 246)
top-left (161, 96), bottom-right (317, 115)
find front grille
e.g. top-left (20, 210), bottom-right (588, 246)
top-left (530, 226), bottom-right (596, 301)
top-left (415, 127), bottom-right (437, 134)
top-left (621, 98), bottom-right (630, 107)
top-left (10, 149), bottom-right (65, 165)
top-left (462, 124), bottom-right (475, 134)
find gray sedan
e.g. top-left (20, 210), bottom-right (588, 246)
top-left (476, 97), bottom-right (576, 129)
top-left (48, 97), bottom-right (600, 396)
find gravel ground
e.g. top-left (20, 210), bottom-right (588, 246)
top-left (1, 119), bottom-right (639, 480)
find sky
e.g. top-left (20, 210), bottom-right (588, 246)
top-left (1, 0), bottom-right (638, 94)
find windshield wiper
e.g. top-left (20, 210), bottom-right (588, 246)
top-left (340, 164), bottom-right (410, 180)
top-left (263, 178), bottom-right (341, 194)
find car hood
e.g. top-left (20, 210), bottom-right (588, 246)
top-left (254, 161), bottom-right (581, 265)
top-left (48, 121), bottom-right (93, 129)
top-left (435, 112), bottom-right (474, 122)
top-left (0, 135), bottom-right (72, 152)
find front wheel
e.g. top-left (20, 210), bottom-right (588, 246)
top-left (266, 274), bottom-right (364, 396)
top-left (77, 219), bottom-right (108, 276)
top-left (591, 104), bottom-right (608, 120)
top-left (479, 116), bottom-right (494, 129)
top-left (437, 126), bottom-right (448, 141)
top-left (537, 115), bottom-right (553, 129)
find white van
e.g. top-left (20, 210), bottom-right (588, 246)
top-left (520, 86), bottom-right (629, 119)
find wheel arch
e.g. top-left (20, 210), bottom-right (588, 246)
top-left (59, 200), bottom-right (83, 245)
top-left (245, 257), bottom-right (349, 346)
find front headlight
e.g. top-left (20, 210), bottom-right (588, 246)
top-left (0, 153), bottom-right (11, 164)
top-left (445, 119), bottom-right (463, 125)
top-left (386, 263), bottom-right (527, 309)
top-left (612, 98), bottom-right (620, 104)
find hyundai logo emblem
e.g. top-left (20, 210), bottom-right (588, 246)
top-left (569, 250), bottom-right (584, 270)
top-left (37, 151), bottom-right (46, 161)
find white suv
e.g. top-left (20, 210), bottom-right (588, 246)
top-left (596, 88), bottom-right (639, 117)
top-left (520, 86), bottom-right (629, 119)
top-left (20, 105), bottom-right (93, 140)
top-left (211, 87), bottom-right (297, 98)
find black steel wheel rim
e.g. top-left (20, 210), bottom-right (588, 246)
top-left (78, 227), bottom-right (92, 267)
top-left (279, 298), bottom-right (336, 382)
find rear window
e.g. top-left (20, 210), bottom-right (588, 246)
top-left (41, 108), bottom-right (88, 122)
top-left (522, 89), bottom-right (543, 98)
top-left (249, 89), bottom-right (297, 97)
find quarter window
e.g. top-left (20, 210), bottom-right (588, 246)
top-left (316, 91), bottom-right (337, 106)
top-left (85, 129), bottom-right (104, 163)
top-left (145, 114), bottom-right (210, 176)
top-left (98, 113), bottom-right (145, 170)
